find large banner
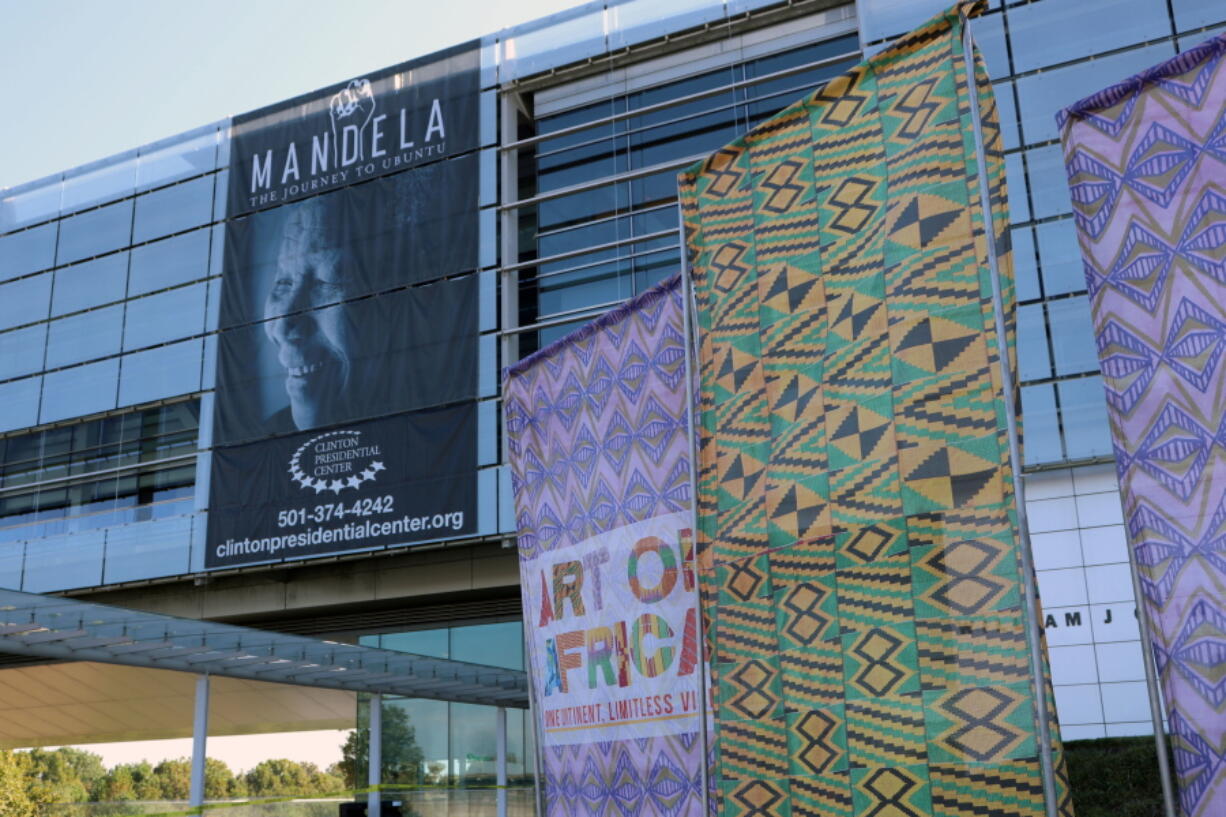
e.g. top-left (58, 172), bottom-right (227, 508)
top-left (504, 276), bottom-right (706, 817)
top-left (206, 48), bottom-right (482, 569)
top-left (1058, 34), bottom-right (1226, 817)
top-left (679, 3), bottom-right (1071, 817)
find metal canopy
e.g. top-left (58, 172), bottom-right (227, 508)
top-left (0, 589), bottom-right (528, 708)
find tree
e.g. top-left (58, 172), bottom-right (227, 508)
top-left (126, 760), bottom-right (162, 800)
top-left (96, 764), bottom-right (137, 802)
top-left (24, 747), bottom-right (95, 804)
top-left (152, 758), bottom-right (192, 800)
top-left (0, 751), bottom-right (41, 817)
top-left (204, 757), bottom-right (240, 800)
top-left (244, 758), bottom-right (339, 797)
top-left (337, 702), bottom-right (424, 789)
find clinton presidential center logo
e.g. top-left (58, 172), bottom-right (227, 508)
top-left (289, 430), bottom-right (386, 494)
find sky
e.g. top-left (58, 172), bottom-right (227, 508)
top-left (0, 0), bottom-right (587, 191)
top-left (1, 0), bottom-right (587, 775)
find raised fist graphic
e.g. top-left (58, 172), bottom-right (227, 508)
top-left (329, 78), bottom-right (376, 166)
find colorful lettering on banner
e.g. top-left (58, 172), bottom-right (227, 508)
top-left (1058, 33), bottom-right (1226, 817)
top-left (505, 275), bottom-right (707, 817)
top-left (679, 3), bottom-right (1071, 817)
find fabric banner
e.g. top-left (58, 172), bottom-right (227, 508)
top-left (679, 3), bottom-right (1071, 817)
top-left (504, 276), bottom-right (706, 817)
top-left (207, 61), bottom-right (482, 567)
top-left (1058, 34), bottom-right (1226, 817)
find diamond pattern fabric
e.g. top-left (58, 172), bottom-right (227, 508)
top-left (505, 277), bottom-right (705, 817)
top-left (680, 3), bottom-right (1069, 817)
top-left (1058, 32), bottom-right (1226, 817)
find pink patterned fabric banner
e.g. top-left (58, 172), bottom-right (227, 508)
top-left (1058, 34), bottom-right (1226, 817)
top-left (504, 275), bottom-right (707, 817)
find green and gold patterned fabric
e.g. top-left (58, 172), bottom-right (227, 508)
top-left (678, 4), bottom-right (1072, 817)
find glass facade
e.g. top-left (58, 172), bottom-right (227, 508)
top-left (358, 620), bottom-right (535, 811)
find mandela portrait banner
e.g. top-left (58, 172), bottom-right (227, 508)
top-left (504, 275), bottom-right (706, 817)
top-left (206, 46), bottom-right (482, 569)
top-left (1058, 34), bottom-right (1226, 817)
top-left (679, 3), bottom-right (1071, 817)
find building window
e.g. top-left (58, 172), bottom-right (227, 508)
top-left (0, 399), bottom-right (198, 543)
top-left (358, 620), bottom-right (535, 790)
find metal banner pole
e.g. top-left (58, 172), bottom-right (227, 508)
top-left (369, 693), bottom-right (382, 817)
top-left (1128, 548), bottom-right (1179, 817)
top-left (523, 622), bottom-right (547, 817)
top-left (496, 706), bottom-right (509, 817)
top-left (960, 20), bottom-right (1058, 817)
top-left (679, 223), bottom-right (713, 817)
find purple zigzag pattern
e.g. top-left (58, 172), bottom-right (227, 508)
top-left (505, 277), bottom-right (691, 555)
top-left (1127, 499), bottom-right (1226, 608)
top-left (1125, 122), bottom-right (1201, 208)
top-left (1096, 318), bottom-right (1159, 414)
top-left (1165, 297), bottom-right (1226, 392)
top-left (539, 735), bottom-right (704, 817)
top-left (1103, 220), bottom-right (1174, 310)
top-left (1169, 708), bottom-right (1226, 816)
top-left (1170, 599), bottom-right (1226, 709)
top-left (1060, 32), bottom-right (1226, 817)
top-left (505, 275), bottom-right (704, 817)
top-left (1132, 401), bottom-right (1215, 501)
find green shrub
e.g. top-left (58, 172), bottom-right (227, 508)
top-left (1065, 735), bottom-right (1173, 817)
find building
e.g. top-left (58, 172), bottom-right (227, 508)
top-left (0, 0), bottom-right (1223, 791)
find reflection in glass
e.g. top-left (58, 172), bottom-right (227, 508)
top-left (61, 153), bottom-right (137, 214)
top-left (55, 199), bottom-right (134, 266)
top-left (0, 377), bottom-right (41, 434)
top-left (1059, 377), bottom-right (1114, 460)
top-left (0, 324), bottom-right (48, 381)
top-left (1036, 219), bottom-right (1086, 297)
top-left (118, 339), bottom-right (204, 407)
top-left (0, 177), bottom-right (62, 234)
top-left (133, 175), bottom-right (216, 244)
top-left (1017, 303), bottom-right (1051, 381)
top-left (122, 283), bottom-right (207, 351)
top-left (128, 228), bottom-right (211, 296)
top-left (40, 359), bottom-right (119, 424)
top-left (1021, 383), bottom-right (1062, 465)
top-left (0, 222), bottom-right (58, 283)
top-left (45, 304), bottom-right (124, 369)
top-left (0, 273), bottom-right (52, 330)
top-left (1011, 227), bottom-right (1040, 302)
top-left (360, 620), bottom-right (533, 791)
top-left (51, 253), bottom-right (129, 317)
top-left (1008, 0), bottom-right (1167, 74)
top-left (1015, 43), bottom-right (1173, 144)
top-left (1026, 145), bottom-right (1072, 221)
top-left (136, 125), bottom-right (218, 191)
top-left (1047, 296), bottom-right (1099, 376)
top-left (501, 5), bottom-right (606, 81)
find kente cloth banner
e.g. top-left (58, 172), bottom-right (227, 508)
top-left (1058, 34), bottom-right (1226, 817)
top-left (679, 3), bottom-right (1071, 817)
top-left (504, 275), bottom-right (706, 817)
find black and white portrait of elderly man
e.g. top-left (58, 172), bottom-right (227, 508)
top-left (214, 155), bottom-right (479, 445)
top-left (263, 196), bottom-right (368, 432)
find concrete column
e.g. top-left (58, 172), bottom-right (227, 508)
top-left (189, 674), bottom-right (210, 812)
top-left (496, 707), bottom-right (508, 817)
top-left (368, 694), bottom-right (382, 817)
